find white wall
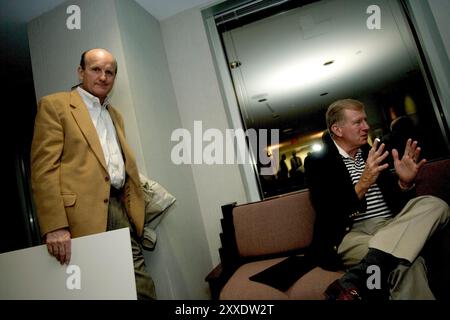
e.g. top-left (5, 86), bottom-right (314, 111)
top-left (114, 0), bottom-right (213, 299)
top-left (28, 0), bottom-right (213, 299)
top-left (160, 8), bottom-right (249, 267)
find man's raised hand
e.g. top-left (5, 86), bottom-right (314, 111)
top-left (355, 139), bottom-right (389, 199)
top-left (392, 138), bottom-right (426, 188)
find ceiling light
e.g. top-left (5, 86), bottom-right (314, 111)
top-left (260, 56), bottom-right (346, 93)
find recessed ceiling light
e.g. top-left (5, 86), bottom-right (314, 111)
top-left (323, 60), bottom-right (334, 66)
top-left (320, 92), bottom-right (329, 96)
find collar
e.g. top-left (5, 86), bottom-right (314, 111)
top-left (76, 86), bottom-right (110, 108)
top-left (332, 139), bottom-right (350, 158)
top-left (322, 131), bottom-right (368, 159)
top-left (331, 139), bottom-right (362, 160)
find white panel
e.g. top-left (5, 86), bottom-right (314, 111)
top-left (0, 228), bottom-right (136, 300)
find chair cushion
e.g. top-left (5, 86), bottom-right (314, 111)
top-left (249, 255), bottom-right (315, 291)
top-left (220, 258), bottom-right (289, 300)
top-left (219, 257), bottom-right (343, 300)
top-left (232, 191), bottom-right (315, 257)
top-left (286, 267), bottom-right (343, 300)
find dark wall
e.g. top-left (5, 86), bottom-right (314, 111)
top-left (1, 24), bottom-right (41, 253)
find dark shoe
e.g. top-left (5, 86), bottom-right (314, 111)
top-left (325, 248), bottom-right (398, 301)
top-left (324, 279), bottom-right (362, 300)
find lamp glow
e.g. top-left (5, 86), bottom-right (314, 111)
top-left (312, 144), bottom-right (323, 152)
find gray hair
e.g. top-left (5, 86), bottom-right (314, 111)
top-left (326, 99), bottom-right (365, 136)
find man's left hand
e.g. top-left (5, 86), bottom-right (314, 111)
top-left (392, 138), bottom-right (426, 187)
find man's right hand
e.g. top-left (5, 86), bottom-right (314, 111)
top-left (45, 228), bottom-right (72, 265)
top-left (355, 139), bottom-right (389, 199)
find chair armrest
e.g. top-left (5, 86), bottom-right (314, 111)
top-left (205, 263), bottom-right (231, 300)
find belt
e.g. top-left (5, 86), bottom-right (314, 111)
top-left (110, 186), bottom-right (123, 198)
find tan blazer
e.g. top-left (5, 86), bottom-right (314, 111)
top-left (31, 90), bottom-right (144, 238)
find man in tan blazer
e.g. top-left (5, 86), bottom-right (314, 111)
top-left (31, 48), bottom-right (155, 299)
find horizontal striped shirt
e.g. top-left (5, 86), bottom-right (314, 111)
top-left (334, 142), bottom-right (392, 222)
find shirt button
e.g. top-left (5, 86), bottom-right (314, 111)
top-left (104, 199), bottom-right (109, 203)
top-left (105, 176), bottom-right (110, 182)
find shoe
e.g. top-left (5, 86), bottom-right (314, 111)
top-left (324, 279), bottom-right (362, 300)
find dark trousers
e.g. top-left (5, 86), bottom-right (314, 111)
top-left (107, 193), bottom-right (156, 300)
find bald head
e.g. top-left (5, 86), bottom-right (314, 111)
top-left (77, 48), bottom-right (118, 104)
top-left (80, 48), bottom-right (117, 74)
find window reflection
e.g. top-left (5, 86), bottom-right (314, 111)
top-left (214, 0), bottom-right (450, 198)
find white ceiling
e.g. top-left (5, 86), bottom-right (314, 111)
top-left (0, 0), bottom-right (216, 24)
top-left (135, 0), bottom-right (216, 20)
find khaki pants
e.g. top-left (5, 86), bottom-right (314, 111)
top-left (107, 196), bottom-right (156, 300)
top-left (338, 196), bottom-right (449, 300)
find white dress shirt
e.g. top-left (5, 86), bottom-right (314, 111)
top-left (77, 87), bottom-right (125, 189)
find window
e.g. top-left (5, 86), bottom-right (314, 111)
top-left (206, 0), bottom-right (450, 198)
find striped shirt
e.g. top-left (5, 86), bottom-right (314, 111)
top-left (334, 142), bottom-right (393, 222)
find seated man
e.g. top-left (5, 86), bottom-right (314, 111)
top-left (304, 98), bottom-right (449, 300)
